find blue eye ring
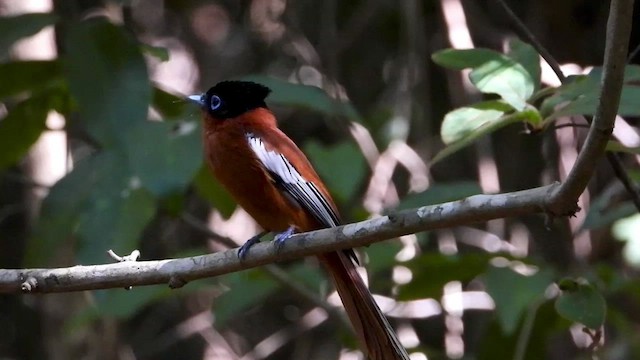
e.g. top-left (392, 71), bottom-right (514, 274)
top-left (210, 95), bottom-right (222, 111)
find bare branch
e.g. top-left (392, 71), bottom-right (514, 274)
top-left (0, 0), bottom-right (633, 298)
top-left (548, 0), bottom-right (634, 214)
top-left (0, 184), bottom-right (555, 294)
top-left (496, 0), bottom-right (640, 214)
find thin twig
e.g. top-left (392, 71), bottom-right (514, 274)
top-left (606, 152), bottom-right (640, 211)
top-left (551, 123), bottom-right (592, 131)
top-left (180, 213), bottom-right (237, 249)
top-left (514, 298), bottom-right (544, 360)
top-left (263, 264), bottom-right (353, 331)
top-left (494, 0), bottom-right (566, 82)
top-left (627, 40), bottom-right (640, 62)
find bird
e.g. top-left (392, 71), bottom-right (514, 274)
top-left (188, 80), bottom-right (409, 359)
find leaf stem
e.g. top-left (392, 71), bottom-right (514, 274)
top-left (513, 298), bottom-right (543, 360)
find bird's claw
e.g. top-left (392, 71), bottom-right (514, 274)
top-left (273, 226), bottom-right (295, 251)
top-left (238, 232), bottom-right (267, 259)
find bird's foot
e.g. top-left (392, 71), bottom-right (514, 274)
top-left (238, 231), bottom-right (268, 259)
top-left (273, 226), bottom-right (296, 251)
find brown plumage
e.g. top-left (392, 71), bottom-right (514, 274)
top-left (191, 81), bottom-right (409, 359)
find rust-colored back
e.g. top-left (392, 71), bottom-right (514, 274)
top-left (202, 107), bottom-right (409, 359)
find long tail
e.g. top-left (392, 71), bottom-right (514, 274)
top-left (317, 251), bottom-right (410, 360)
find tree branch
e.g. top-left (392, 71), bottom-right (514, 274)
top-left (548, 0), bottom-right (634, 214)
top-left (496, 0), bottom-right (636, 215)
top-left (1, 185), bottom-right (554, 293)
top-left (0, 0), bottom-right (633, 296)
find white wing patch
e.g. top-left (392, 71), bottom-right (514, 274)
top-left (247, 133), bottom-right (340, 228)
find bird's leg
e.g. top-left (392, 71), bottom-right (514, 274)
top-left (273, 226), bottom-right (296, 251)
top-left (238, 231), bottom-right (268, 259)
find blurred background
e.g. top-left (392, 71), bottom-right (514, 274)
top-left (1, 0), bottom-right (640, 359)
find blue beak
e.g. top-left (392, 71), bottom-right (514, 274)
top-left (187, 94), bottom-right (204, 107)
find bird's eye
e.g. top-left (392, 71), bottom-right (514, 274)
top-left (210, 95), bottom-right (222, 111)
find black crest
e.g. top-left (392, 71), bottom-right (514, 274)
top-left (203, 81), bottom-right (271, 119)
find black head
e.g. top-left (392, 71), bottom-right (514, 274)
top-left (188, 81), bottom-right (271, 119)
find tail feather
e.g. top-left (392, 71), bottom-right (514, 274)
top-left (318, 251), bottom-right (410, 360)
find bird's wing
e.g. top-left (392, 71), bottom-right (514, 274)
top-left (246, 133), bottom-right (340, 228)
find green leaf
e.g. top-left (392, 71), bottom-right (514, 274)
top-left (508, 38), bottom-right (541, 92)
top-left (159, 191), bottom-right (186, 217)
top-left (433, 48), bottom-right (536, 109)
top-left (589, 64), bottom-right (640, 83)
top-left (432, 48), bottom-right (505, 70)
top-left (554, 279), bottom-right (606, 329)
top-left (0, 60), bottom-right (63, 99)
top-left (241, 75), bottom-right (359, 119)
top-left (94, 286), bottom-right (172, 317)
top-left (432, 104), bottom-right (527, 164)
top-left (0, 13), bottom-right (58, 53)
top-left (478, 301), bottom-right (569, 360)
top-left (288, 265), bottom-right (325, 290)
top-left (396, 181), bottom-right (482, 210)
top-left (215, 271), bottom-right (278, 326)
top-left (586, 201), bottom-right (636, 231)
top-left (622, 64), bottom-right (640, 81)
top-left (469, 57), bottom-right (534, 110)
top-left (67, 281), bottom-right (211, 330)
top-left (193, 166), bottom-right (237, 217)
top-left (616, 85), bottom-right (640, 116)
top-left (593, 264), bottom-right (629, 294)
top-left (123, 119), bottom-right (202, 197)
top-left (66, 18), bottom-right (150, 147)
top-left (539, 75), bottom-right (596, 118)
top-left (628, 169), bottom-right (640, 183)
top-left (304, 141), bottom-right (367, 202)
top-left (28, 153), bottom-right (119, 266)
top-left (23, 33), bottom-right (198, 265)
top-left (67, 286), bottom-right (171, 330)
top-left (141, 44), bottom-right (169, 62)
top-left (543, 66), bottom-right (640, 121)
top-left (398, 253), bottom-right (496, 300)
top-left (582, 183), bottom-right (637, 230)
top-left (28, 116), bottom-right (198, 265)
top-left (29, 153), bottom-right (157, 265)
top-left (606, 140), bottom-right (640, 154)
top-left (363, 242), bottom-right (402, 276)
top-left (76, 188), bottom-right (156, 264)
top-left (0, 95), bottom-right (49, 170)
top-left (440, 101), bottom-right (508, 144)
top-left (484, 265), bottom-right (553, 334)
top-left (547, 86), bottom-right (640, 119)
top-left (214, 265), bottom-right (323, 327)
top-left (152, 86), bottom-right (188, 119)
